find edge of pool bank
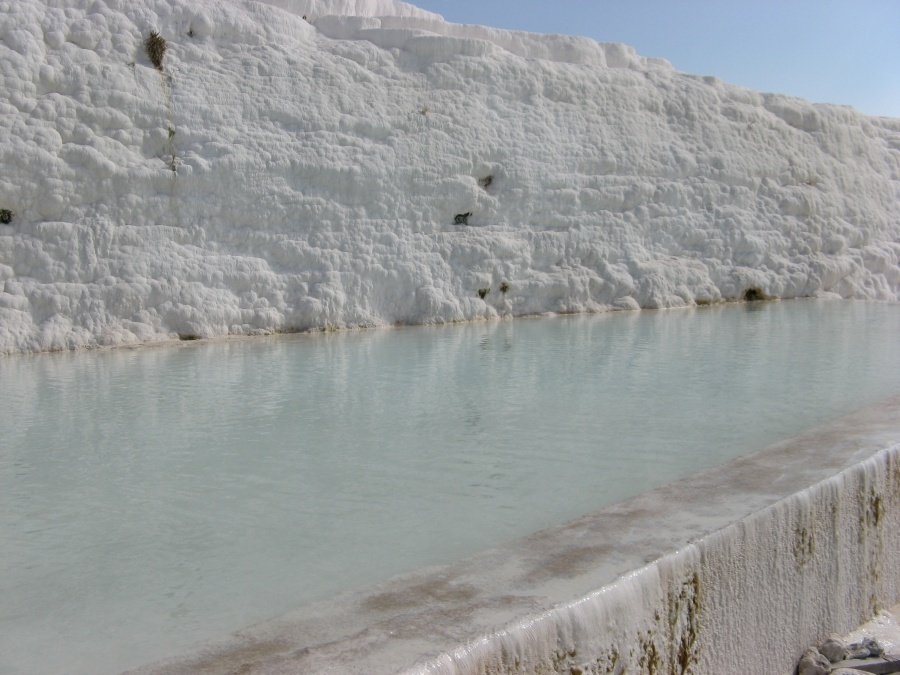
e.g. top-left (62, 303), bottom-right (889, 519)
top-left (127, 395), bottom-right (900, 675)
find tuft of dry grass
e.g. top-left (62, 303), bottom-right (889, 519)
top-left (145, 31), bottom-right (167, 70)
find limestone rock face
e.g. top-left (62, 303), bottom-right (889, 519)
top-left (1, 0), bottom-right (899, 354)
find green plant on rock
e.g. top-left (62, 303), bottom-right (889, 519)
top-left (0, 209), bottom-right (13, 224)
top-left (743, 287), bottom-right (767, 302)
top-left (145, 31), bottom-right (167, 70)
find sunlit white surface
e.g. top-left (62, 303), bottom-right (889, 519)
top-left (1, 300), bottom-right (899, 674)
top-left (2, 0), bottom-right (899, 355)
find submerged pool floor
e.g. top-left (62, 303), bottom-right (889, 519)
top-left (1, 299), bottom-right (899, 674)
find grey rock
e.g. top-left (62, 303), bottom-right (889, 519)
top-left (822, 636), bottom-right (849, 663)
top-left (847, 638), bottom-right (884, 660)
top-left (799, 648), bottom-right (832, 675)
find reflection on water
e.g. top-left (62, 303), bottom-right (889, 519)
top-left (1, 300), bottom-right (899, 674)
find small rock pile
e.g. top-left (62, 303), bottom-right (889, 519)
top-left (798, 635), bottom-right (895, 674)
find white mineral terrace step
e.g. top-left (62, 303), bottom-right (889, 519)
top-left (833, 658), bottom-right (900, 674)
top-left (130, 395), bottom-right (900, 675)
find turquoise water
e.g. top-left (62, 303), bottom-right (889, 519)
top-left (1, 300), bottom-right (898, 674)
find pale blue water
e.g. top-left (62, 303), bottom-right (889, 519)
top-left (1, 300), bottom-right (898, 674)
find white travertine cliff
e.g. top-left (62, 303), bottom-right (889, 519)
top-left (1, 0), bottom-right (898, 354)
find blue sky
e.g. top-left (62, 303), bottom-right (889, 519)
top-left (408, 0), bottom-right (900, 119)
